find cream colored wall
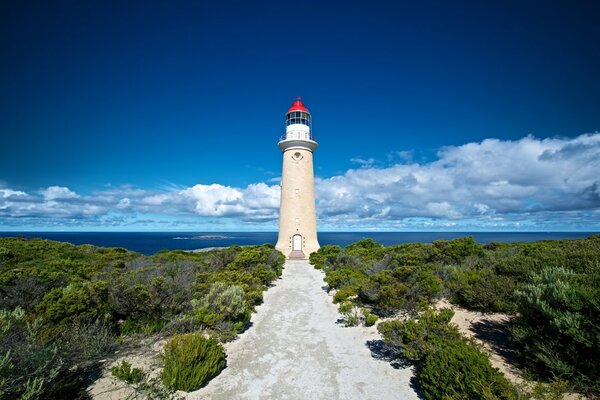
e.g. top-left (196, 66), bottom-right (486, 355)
top-left (275, 147), bottom-right (320, 258)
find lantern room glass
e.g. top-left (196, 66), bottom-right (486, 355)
top-left (286, 111), bottom-right (311, 128)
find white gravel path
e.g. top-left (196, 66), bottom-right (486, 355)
top-left (187, 260), bottom-right (419, 400)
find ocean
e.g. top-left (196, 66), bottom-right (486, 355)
top-left (0, 231), bottom-right (596, 256)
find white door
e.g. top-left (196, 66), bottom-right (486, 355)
top-left (293, 234), bottom-right (302, 251)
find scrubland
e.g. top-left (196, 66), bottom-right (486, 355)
top-left (0, 238), bottom-right (284, 399)
top-left (310, 235), bottom-right (600, 399)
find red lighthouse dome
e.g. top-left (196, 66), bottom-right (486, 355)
top-left (287, 97), bottom-right (309, 113)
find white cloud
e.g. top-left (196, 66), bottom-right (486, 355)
top-left (1, 133), bottom-right (600, 230)
top-left (315, 133), bottom-right (600, 229)
top-left (350, 157), bottom-right (376, 167)
top-left (41, 186), bottom-right (79, 201)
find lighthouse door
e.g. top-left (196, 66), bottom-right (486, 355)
top-left (292, 234), bottom-right (302, 251)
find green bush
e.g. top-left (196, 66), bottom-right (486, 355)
top-left (160, 333), bottom-right (226, 392)
top-left (511, 266), bottom-right (600, 395)
top-left (193, 282), bottom-right (250, 334)
top-left (120, 316), bottom-right (165, 336)
top-left (0, 247), bottom-right (13, 264)
top-left (0, 307), bottom-right (62, 399)
top-left (58, 320), bottom-right (115, 363)
top-left (362, 309), bottom-right (378, 327)
top-left (338, 301), bottom-right (360, 327)
top-left (419, 337), bottom-right (517, 400)
top-left (345, 239), bottom-right (384, 263)
top-left (386, 243), bottom-right (440, 267)
top-left (379, 309), bottom-right (517, 400)
top-left (111, 360), bottom-right (145, 384)
top-left (332, 286), bottom-right (358, 303)
top-left (324, 267), bottom-right (366, 291)
top-left (378, 308), bottom-right (459, 360)
top-left (451, 268), bottom-right (517, 313)
top-left (227, 248), bottom-right (268, 270)
top-left (309, 245), bottom-right (342, 270)
top-left (434, 236), bottom-right (484, 264)
top-left (35, 281), bottom-right (110, 327)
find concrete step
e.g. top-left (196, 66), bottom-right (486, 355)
top-left (288, 250), bottom-right (305, 259)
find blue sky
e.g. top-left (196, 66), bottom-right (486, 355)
top-left (1, 1), bottom-right (599, 231)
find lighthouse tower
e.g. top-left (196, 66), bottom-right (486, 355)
top-left (275, 98), bottom-right (320, 259)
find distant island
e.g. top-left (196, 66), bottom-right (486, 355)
top-left (173, 235), bottom-right (231, 240)
top-left (192, 235), bottom-right (230, 239)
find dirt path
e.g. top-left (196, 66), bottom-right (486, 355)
top-left (187, 260), bottom-right (419, 400)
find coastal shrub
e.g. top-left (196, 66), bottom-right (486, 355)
top-left (378, 308), bottom-right (459, 360)
top-left (450, 268), bottom-right (518, 313)
top-left (338, 301), bottom-right (360, 326)
top-left (309, 245), bottom-right (341, 270)
top-left (252, 263), bottom-right (278, 286)
top-left (387, 243), bottom-right (440, 267)
top-left (419, 337), bottom-right (517, 400)
top-left (379, 308), bottom-right (517, 400)
top-left (57, 320), bottom-right (115, 363)
top-left (193, 282), bottom-right (250, 332)
top-left (323, 267), bottom-right (366, 292)
top-left (362, 309), bottom-right (378, 327)
top-left (527, 381), bottom-right (571, 400)
top-left (359, 267), bottom-right (443, 316)
top-left (511, 266), bottom-right (600, 395)
top-left (433, 236), bottom-right (484, 264)
top-left (332, 286), bottom-right (358, 303)
top-left (112, 283), bottom-right (155, 318)
top-left (0, 238), bottom-right (282, 398)
top-left (0, 307), bottom-right (62, 399)
top-left (266, 249), bottom-right (285, 277)
top-left (160, 333), bottom-right (226, 392)
top-left (0, 247), bottom-right (13, 264)
top-left (193, 247), bottom-right (283, 307)
top-left (345, 239), bottom-right (384, 264)
top-left (111, 360), bottom-right (145, 384)
top-left (35, 281), bottom-right (111, 327)
top-left (0, 275), bottom-right (57, 312)
top-left (109, 260), bottom-right (196, 323)
top-left (227, 248), bottom-right (268, 270)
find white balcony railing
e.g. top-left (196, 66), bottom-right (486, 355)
top-left (279, 130), bottom-right (316, 142)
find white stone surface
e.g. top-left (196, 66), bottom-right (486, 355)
top-left (187, 260), bottom-right (419, 400)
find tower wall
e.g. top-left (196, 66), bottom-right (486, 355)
top-left (275, 146), bottom-right (320, 258)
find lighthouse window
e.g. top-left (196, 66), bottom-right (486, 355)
top-left (286, 112), bottom-right (311, 127)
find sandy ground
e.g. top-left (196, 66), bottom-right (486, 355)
top-left (187, 260), bottom-right (419, 400)
top-left (88, 338), bottom-right (165, 400)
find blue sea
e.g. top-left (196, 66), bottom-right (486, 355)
top-left (0, 231), bottom-right (596, 256)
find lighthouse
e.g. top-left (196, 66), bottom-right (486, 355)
top-left (275, 98), bottom-right (320, 259)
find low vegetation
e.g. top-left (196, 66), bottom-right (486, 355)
top-left (310, 234), bottom-right (600, 397)
top-left (160, 333), bottom-right (226, 392)
top-left (379, 308), bottom-right (517, 399)
top-left (111, 360), bottom-right (145, 384)
top-left (0, 237), bottom-right (284, 398)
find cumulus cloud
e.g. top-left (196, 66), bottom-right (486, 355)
top-left (41, 186), bottom-right (79, 200)
top-left (0, 182), bottom-right (281, 228)
top-left (1, 133), bottom-right (600, 230)
top-left (315, 133), bottom-right (600, 229)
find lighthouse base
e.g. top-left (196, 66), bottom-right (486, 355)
top-left (288, 250), bottom-right (305, 259)
top-left (275, 236), bottom-right (320, 260)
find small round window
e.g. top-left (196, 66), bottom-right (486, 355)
top-left (293, 152), bottom-right (303, 160)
